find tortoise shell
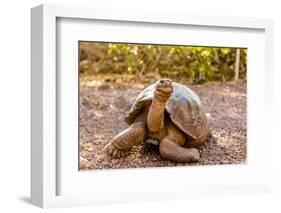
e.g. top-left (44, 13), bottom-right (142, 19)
top-left (125, 82), bottom-right (210, 145)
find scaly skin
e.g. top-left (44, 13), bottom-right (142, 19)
top-left (147, 79), bottom-right (173, 132)
top-left (104, 79), bottom-right (201, 163)
top-left (102, 108), bottom-right (147, 158)
top-left (159, 121), bottom-right (200, 163)
top-left (148, 79), bottom-right (200, 162)
top-left (103, 79), bottom-right (172, 158)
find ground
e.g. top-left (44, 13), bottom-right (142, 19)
top-left (79, 75), bottom-right (247, 170)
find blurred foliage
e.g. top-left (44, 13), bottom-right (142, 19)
top-left (80, 42), bottom-right (247, 84)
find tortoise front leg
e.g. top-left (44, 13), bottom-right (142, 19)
top-left (103, 112), bottom-right (147, 158)
top-left (159, 122), bottom-right (200, 163)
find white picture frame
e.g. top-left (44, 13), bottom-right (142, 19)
top-left (31, 4), bottom-right (274, 208)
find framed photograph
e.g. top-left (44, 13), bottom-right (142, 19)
top-left (31, 4), bottom-right (274, 208)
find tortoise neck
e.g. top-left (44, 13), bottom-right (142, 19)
top-left (146, 95), bottom-right (168, 133)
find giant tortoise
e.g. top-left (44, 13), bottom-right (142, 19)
top-left (103, 79), bottom-right (211, 163)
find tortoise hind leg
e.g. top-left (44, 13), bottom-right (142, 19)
top-left (159, 122), bottom-right (200, 163)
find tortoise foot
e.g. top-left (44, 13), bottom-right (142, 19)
top-left (103, 143), bottom-right (129, 158)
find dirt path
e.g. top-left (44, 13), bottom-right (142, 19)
top-left (79, 78), bottom-right (246, 170)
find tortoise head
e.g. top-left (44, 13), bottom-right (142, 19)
top-left (155, 79), bottom-right (173, 97)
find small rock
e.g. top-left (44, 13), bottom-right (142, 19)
top-left (111, 96), bottom-right (128, 109)
top-left (98, 84), bottom-right (110, 90)
top-left (82, 97), bottom-right (92, 109)
top-left (111, 159), bottom-right (119, 164)
top-left (80, 157), bottom-right (90, 169)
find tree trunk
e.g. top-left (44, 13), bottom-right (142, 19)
top-left (234, 48), bottom-right (240, 81)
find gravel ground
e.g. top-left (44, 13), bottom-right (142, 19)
top-left (79, 77), bottom-right (247, 170)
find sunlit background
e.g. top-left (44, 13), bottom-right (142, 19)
top-left (80, 42), bottom-right (247, 85)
